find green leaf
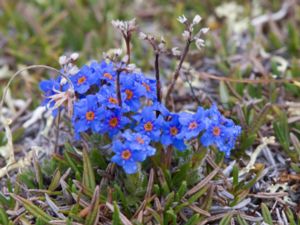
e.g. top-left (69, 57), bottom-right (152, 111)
top-left (236, 215), bottom-right (249, 225)
top-left (285, 208), bottom-right (297, 225)
top-left (12, 195), bottom-right (54, 224)
top-left (48, 169), bottom-right (61, 192)
top-left (63, 144), bottom-right (82, 177)
top-left (219, 81), bottom-right (229, 104)
top-left (219, 213), bottom-right (232, 225)
top-left (232, 165), bottom-right (239, 188)
top-left (165, 209), bottom-right (177, 225)
top-left (82, 149), bottom-right (96, 191)
top-left (112, 202), bottom-right (122, 225)
top-left (113, 184), bottom-right (130, 216)
top-left (85, 186), bottom-right (100, 225)
top-left (164, 192), bottom-right (175, 210)
top-left (175, 181), bottom-right (187, 201)
top-left (261, 203), bottom-right (273, 225)
top-left (273, 109), bottom-right (290, 152)
top-left (184, 214), bottom-right (200, 225)
top-left (33, 154), bottom-right (44, 189)
top-left (187, 185), bottom-right (209, 204)
top-left (0, 207), bottom-right (9, 225)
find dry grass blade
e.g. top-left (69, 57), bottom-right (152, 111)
top-left (146, 168), bottom-right (154, 198)
top-left (105, 202), bottom-right (133, 225)
top-left (45, 194), bottom-right (66, 219)
top-left (185, 167), bottom-right (219, 197)
top-left (12, 194), bottom-right (55, 223)
top-left (188, 204), bottom-right (211, 217)
top-left (50, 220), bottom-right (83, 225)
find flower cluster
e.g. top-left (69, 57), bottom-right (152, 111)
top-left (40, 58), bottom-right (241, 173)
top-left (39, 58), bottom-right (241, 174)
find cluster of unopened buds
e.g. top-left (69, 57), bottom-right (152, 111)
top-left (39, 15), bottom-right (241, 174)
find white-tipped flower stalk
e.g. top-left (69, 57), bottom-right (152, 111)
top-left (177, 15), bottom-right (187, 24)
top-left (111, 18), bottom-right (137, 37)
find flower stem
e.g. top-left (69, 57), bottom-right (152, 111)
top-left (155, 53), bottom-right (161, 103)
top-left (165, 39), bottom-right (191, 109)
top-left (125, 36), bottom-right (131, 64)
top-left (116, 70), bottom-right (122, 107)
top-left (54, 109), bottom-right (61, 154)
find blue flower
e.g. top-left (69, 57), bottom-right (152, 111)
top-left (122, 130), bottom-right (156, 156)
top-left (99, 108), bottom-right (130, 138)
top-left (133, 106), bottom-right (163, 141)
top-left (133, 74), bottom-right (157, 101)
top-left (111, 139), bottom-right (147, 174)
top-left (160, 114), bottom-right (186, 151)
top-left (39, 76), bottom-right (68, 117)
top-left (97, 85), bottom-right (123, 109)
top-left (90, 60), bottom-right (116, 84)
top-left (200, 106), bottom-right (241, 156)
top-left (39, 78), bottom-right (60, 106)
top-left (72, 95), bottom-right (104, 139)
top-left (120, 75), bottom-right (145, 111)
top-left (71, 65), bottom-right (97, 94)
top-left (178, 107), bottom-right (206, 140)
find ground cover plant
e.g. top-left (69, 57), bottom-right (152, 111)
top-left (0, 0), bottom-right (300, 224)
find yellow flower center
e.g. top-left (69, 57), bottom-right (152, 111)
top-left (142, 82), bottom-right (151, 92)
top-left (170, 126), bottom-right (178, 136)
top-left (77, 76), bottom-right (86, 84)
top-left (125, 89), bottom-right (133, 100)
top-left (109, 117), bottom-right (118, 127)
top-left (109, 97), bottom-right (118, 104)
top-left (136, 136), bottom-right (145, 144)
top-left (103, 73), bottom-right (113, 80)
top-left (188, 121), bottom-right (198, 130)
top-left (85, 111), bottom-right (95, 121)
top-left (144, 122), bottom-right (153, 131)
top-left (121, 150), bottom-right (131, 160)
top-left (213, 126), bottom-right (221, 136)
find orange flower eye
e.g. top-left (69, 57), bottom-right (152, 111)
top-left (188, 121), bottom-right (198, 130)
top-left (136, 137), bottom-right (145, 144)
top-left (103, 73), bottom-right (113, 80)
top-left (109, 117), bottom-right (118, 127)
top-left (77, 76), bottom-right (86, 84)
top-left (109, 97), bottom-right (118, 104)
top-left (85, 111), bottom-right (95, 121)
top-left (121, 150), bottom-right (131, 160)
top-left (125, 89), bottom-right (133, 100)
top-left (142, 82), bottom-right (151, 91)
top-left (144, 122), bottom-right (153, 131)
top-left (170, 126), bottom-right (178, 136)
top-left (213, 126), bottom-right (221, 136)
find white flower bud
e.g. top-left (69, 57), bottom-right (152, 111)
top-left (139, 32), bottom-right (147, 40)
top-left (122, 55), bottom-right (129, 63)
top-left (60, 77), bottom-right (67, 85)
top-left (114, 48), bottom-right (123, 56)
top-left (127, 63), bottom-right (136, 71)
top-left (128, 18), bottom-right (137, 31)
top-left (177, 15), bottom-right (187, 24)
top-left (69, 65), bottom-right (79, 75)
top-left (172, 47), bottom-right (181, 56)
top-left (70, 52), bottom-right (79, 61)
top-left (195, 38), bottom-right (205, 49)
top-left (200, 27), bottom-right (209, 34)
top-left (182, 30), bottom-right (190, 40)
top-left (193, 15), bottom-right (202, 25)
top-left (158, 42), bottom-right (165, 50)
top-left (59, 55), bottom-right (67, 65)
